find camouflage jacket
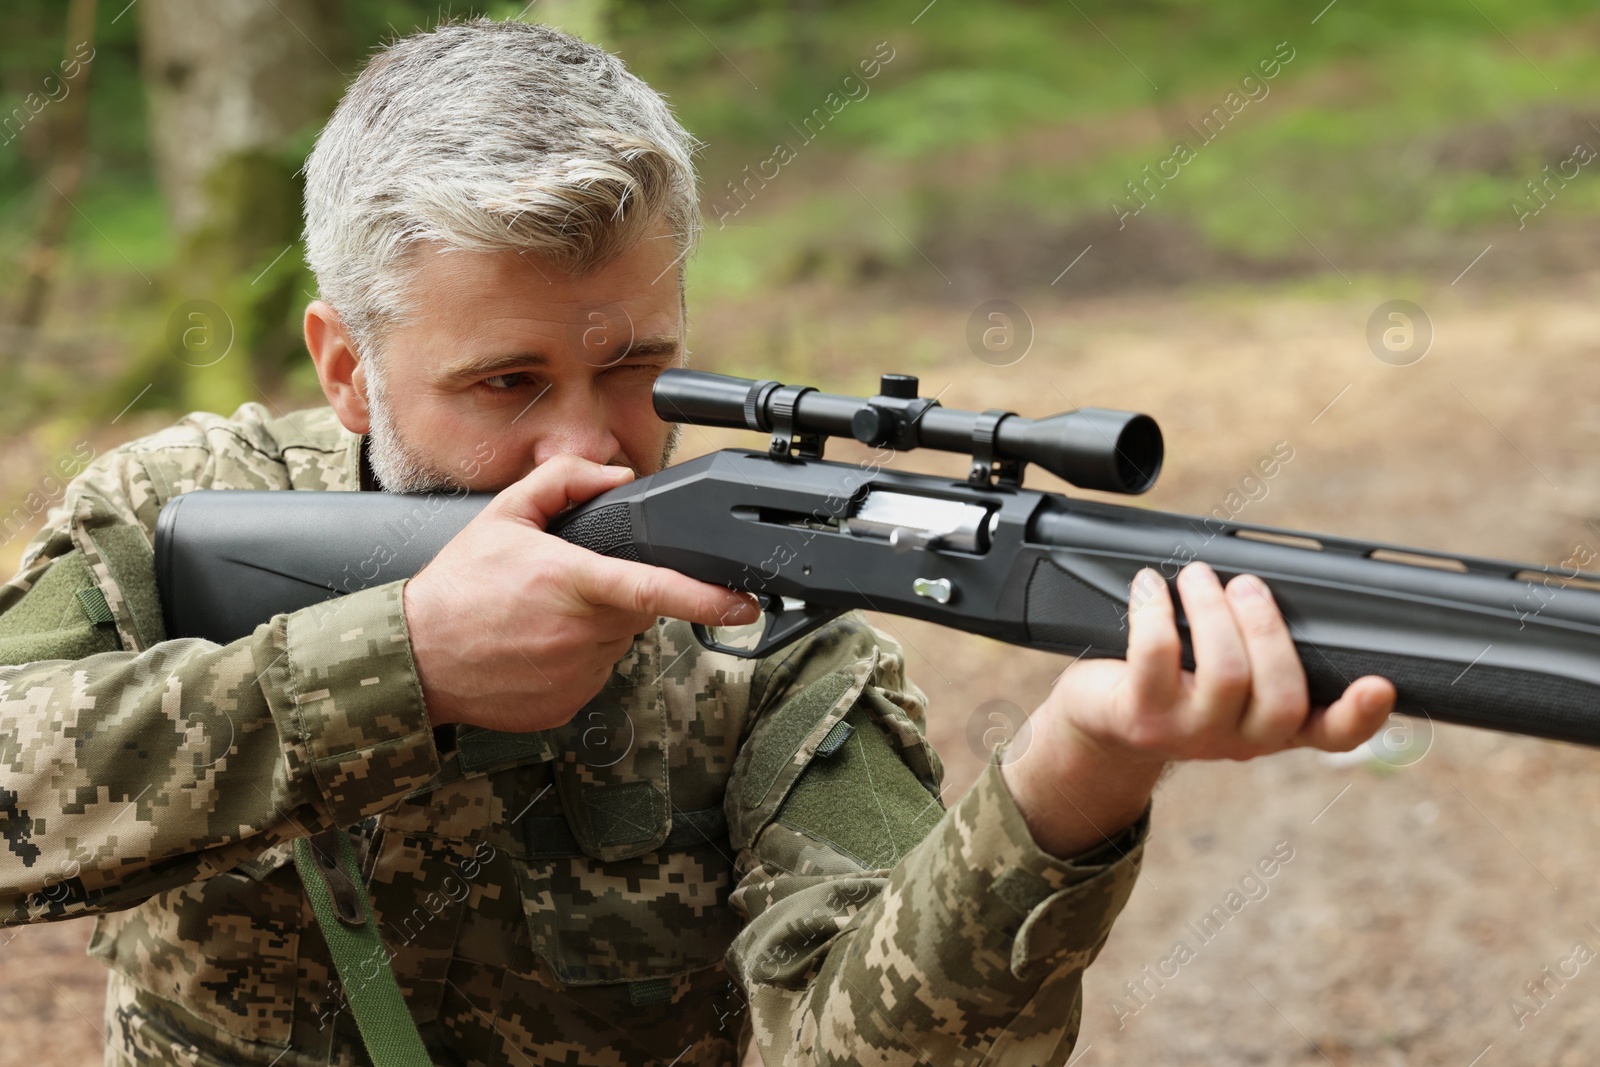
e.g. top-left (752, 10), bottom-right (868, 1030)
top-left (0, 403), bottom-right (1148, 1067)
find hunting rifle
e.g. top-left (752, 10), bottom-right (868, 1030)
top-left (155, 370), bottom-right (1600, 747)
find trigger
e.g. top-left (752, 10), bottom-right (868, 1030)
top-left (692, 596), bottom-right (844, 658)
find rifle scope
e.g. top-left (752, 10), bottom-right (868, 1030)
top-left (652, 369), bottom-right (1163, 495)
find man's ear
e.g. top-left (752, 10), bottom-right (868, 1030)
top-left (305, 300), bottom-right (371, 434)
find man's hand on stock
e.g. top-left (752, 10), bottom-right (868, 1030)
top-left (402, 454), bottom-right (760, 733)
top-left (1004, 562), bottom-right (1399, 859)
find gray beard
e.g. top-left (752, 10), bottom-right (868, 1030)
top-left (364, 364), bottom-right (463, 493)
top-left (363, 366), bottom-right (683, 494)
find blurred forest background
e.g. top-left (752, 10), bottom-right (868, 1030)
top-left (6, 1), bottom-right (1600, 1065)
top-left (5, 1), bottom-right (1600, 461)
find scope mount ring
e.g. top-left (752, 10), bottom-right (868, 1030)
top-left (767, 384), bottom-right (823, 461)
top-left (967, 408), bottom-right (1022, 487)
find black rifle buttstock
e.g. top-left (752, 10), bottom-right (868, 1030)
top-left (152, 484), bottom-right (664, 647)
top-left (154, 489), bottom-right (494, 645)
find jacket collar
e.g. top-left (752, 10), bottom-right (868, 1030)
top-left (260, 405), bottom-right (369, 492)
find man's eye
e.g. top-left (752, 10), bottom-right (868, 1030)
top-left (483, 372), bottom-right (532, 390)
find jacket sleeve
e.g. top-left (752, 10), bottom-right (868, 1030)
top-left (724, 614), bottom-right (1147, 1066)
top-left (0, 444), bottom-right (442, 925)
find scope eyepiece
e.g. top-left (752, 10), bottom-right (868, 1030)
top-left (652, 368), bottom-right (1163, 495)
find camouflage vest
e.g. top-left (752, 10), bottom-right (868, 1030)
top-left (72, 404), bottom-right (809, 1063)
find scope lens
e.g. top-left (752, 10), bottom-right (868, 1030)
top-left (1114, 415), bottom-right (1164, 493)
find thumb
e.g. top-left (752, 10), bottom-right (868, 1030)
top-left (493, 454), bottom-right (635, 529)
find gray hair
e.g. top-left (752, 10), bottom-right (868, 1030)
top-left (301, 17), bottom-right (701, 360)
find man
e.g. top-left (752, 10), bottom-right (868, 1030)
top-left (0, 18), bottom-right (1395, 1067)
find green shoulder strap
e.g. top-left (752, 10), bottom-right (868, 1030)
top-left (294, 831), bottom-right (434, 1067)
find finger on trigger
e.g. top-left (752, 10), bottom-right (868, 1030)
top-left (578, 554), bottom-right (760, 627)
top-left (712, 590), bottom-right (761, 627)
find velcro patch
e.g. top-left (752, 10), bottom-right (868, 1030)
top-left (583, 781), bottom-right (667, 848)
top-left (75, 586), bottom-right (114, 625)
top-left (776, 707), bottom-right (945, 870)
top-left (814, 720), bottom-right (855, 759)
top-left (992, 866), bottom-right (1053, 917)
top-left (744, 671), bottom-right (856, 810)
top-left (628, 978), bottom-right (675, 1007)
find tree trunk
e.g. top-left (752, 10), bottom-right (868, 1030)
top-left (118, 0), bottom-right (347, 417)
top-left (139, 0), bottom-right (345, 237)
top-left (11, 0), bottom-right (100, 336)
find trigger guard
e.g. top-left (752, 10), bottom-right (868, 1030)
top-left (692, 595), bottom-right (843, 659)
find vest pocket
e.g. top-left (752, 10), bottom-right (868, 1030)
top-left (511, 834), bottom-right (742, 986)
top-left (88, 856), bottom-right (303, 1046)
top-left (361, 828), bottom-right (483, 1020)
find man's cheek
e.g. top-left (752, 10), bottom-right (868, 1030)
top-left (630, 420), bottom-right (678, 476)
top-left (604, 387), bottom-right (671, 475)
top-left (463, 448), bottom-right (528, 492)
top-left (457, 440), bottom-right (498, 480)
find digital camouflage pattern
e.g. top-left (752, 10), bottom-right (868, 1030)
top-left (0, 402), bottom-right (1149, 1066)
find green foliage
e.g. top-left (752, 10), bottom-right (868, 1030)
top-left (647, 0), bottom-right (1600, 297)
top-left (846, 68), bottom-right (1076, 157)
top-left (4, 0), bottom-right (1600, 425)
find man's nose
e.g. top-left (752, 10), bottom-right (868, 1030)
top-left (528, 383), bottom-right (624, 468)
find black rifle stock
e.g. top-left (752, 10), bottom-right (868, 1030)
top-left (156, 370), bottom-right (1600, 747)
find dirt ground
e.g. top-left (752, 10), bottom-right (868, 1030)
top-left (5, 270), bottom-right (1600, 1065)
